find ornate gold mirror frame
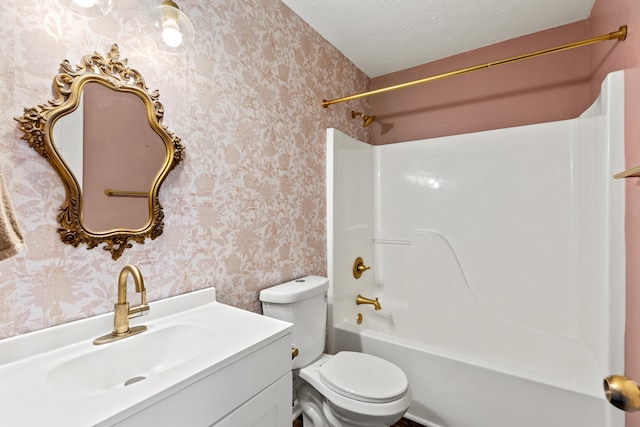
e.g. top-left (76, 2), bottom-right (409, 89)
top-left (15, 44), bottom-right (184, 260)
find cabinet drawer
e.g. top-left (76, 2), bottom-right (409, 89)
top-left (114, 333), bottom-right (292, 426)
top-left (213, 372), bottom-right (292, 427)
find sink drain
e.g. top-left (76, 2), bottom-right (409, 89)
top-left (124, 376), bottom-right (146, 386)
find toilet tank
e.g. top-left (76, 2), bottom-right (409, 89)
top-left (259, 276), bottom-right (329, 369)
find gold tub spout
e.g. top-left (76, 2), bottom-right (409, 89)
top-left (356, 294), bottom-right (381, 310)
top-left (604, 375), bottom-right (640, 412)
top-left (94, 265), bottom-right (150, 345)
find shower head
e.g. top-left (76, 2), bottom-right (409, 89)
top-left (604, 375), bottom-right (640, 411)
top-left (362, 114), bottom-right (375, 127)
top-left (351, 111), bottom-right (376, 127)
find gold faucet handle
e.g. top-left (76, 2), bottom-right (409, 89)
top-left (128, 303), bottom-right (150, 318)
top-left (128, 287), bottom-right (149, 318)
top-left (127, 282), bottom-right (149, 319)
top-left (357, 264), bottom-right (371, 273)
top-left (353, 257), bottom-right (371, 279)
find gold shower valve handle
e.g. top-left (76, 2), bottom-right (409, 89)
top-left (353, 257), bottom-right (371, 279)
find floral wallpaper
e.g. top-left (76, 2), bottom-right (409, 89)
top-left (0, 0), bottom-right (370, 339)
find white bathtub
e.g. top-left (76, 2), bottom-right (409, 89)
top-left (333, 305), bottom-right (620, 427)
top-left (326, 72), bottom-right (625, 427)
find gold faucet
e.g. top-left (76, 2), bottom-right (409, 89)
top-left (93, 265), bottom-right (150, 345)
top-left (356, 294), bottom-right (381, 310)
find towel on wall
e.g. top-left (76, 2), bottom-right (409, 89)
top-left (0, 167), bottom-right (25, 262)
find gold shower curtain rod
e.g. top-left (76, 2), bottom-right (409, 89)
top-left (322, 25), bottom-right (627, 108)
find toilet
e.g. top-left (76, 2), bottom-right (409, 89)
top-left (259, 276), bottom-right (412, 427)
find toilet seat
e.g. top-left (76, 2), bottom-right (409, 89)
top-left (298, 352), bottom-right (412, 421)
top-left (318, 351), bottom-right (408, 403)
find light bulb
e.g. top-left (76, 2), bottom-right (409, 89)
top-left (60, 0), bottom-right (112, 18)
top-left (153, 1), bottom-right (194, 52)
top-left (162, 19), bottom-right (183, 47)
top-left (72, 0), bottom-right (97, 7)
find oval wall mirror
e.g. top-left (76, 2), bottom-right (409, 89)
top-left (15, 45), bottom-right (184, 260)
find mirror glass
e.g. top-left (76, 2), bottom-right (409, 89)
top-left (52, 82), bottom-right (167, 232)
top-left (15, 45), bottom-right (184, 260)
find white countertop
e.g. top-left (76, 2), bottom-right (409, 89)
top-left (0, 288), bottom-right (292, 426)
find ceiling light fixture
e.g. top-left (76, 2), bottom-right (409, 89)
top-left (59, 0), bottom-right (113, 18)
top-left (152, 0), bottom-right (195, 53)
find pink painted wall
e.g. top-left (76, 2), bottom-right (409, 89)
top-left (371, 0), bottom-right (640, 424)
top-left (369, 22), bottom-right (591, 144)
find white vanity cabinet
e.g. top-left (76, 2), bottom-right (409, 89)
top-left (112, 334), bottom-right (293, 427)
top-left (0, 288), bottom-right (294, 427)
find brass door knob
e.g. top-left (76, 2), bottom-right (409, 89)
top-left (604, 375), bottom-right (640, 411)
top-left (353, 257), bottom-right (371, 279)
top-left (292, 347), bottom-right (299, 360)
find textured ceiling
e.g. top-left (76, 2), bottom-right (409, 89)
top-left (281, 0), bottom-right (596, 77)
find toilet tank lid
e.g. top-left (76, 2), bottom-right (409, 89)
top-left (259, 276), bottom-right (329, 304)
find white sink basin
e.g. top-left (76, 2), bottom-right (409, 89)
top-left (47, 323), bottom-right (216, 395)
top-left (0, 288), bottom-right (292, 426)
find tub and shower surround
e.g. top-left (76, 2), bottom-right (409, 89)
top-left (326, 71), bottom-right (625, 427)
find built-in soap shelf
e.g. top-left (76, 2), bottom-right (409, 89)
top-left (614, 166), bottom-right (640, 179)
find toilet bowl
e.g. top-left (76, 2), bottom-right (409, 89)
top-left (259, 276), bottom-right (411, 427)
top-left (298, 352), bottom-right (412, 426)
